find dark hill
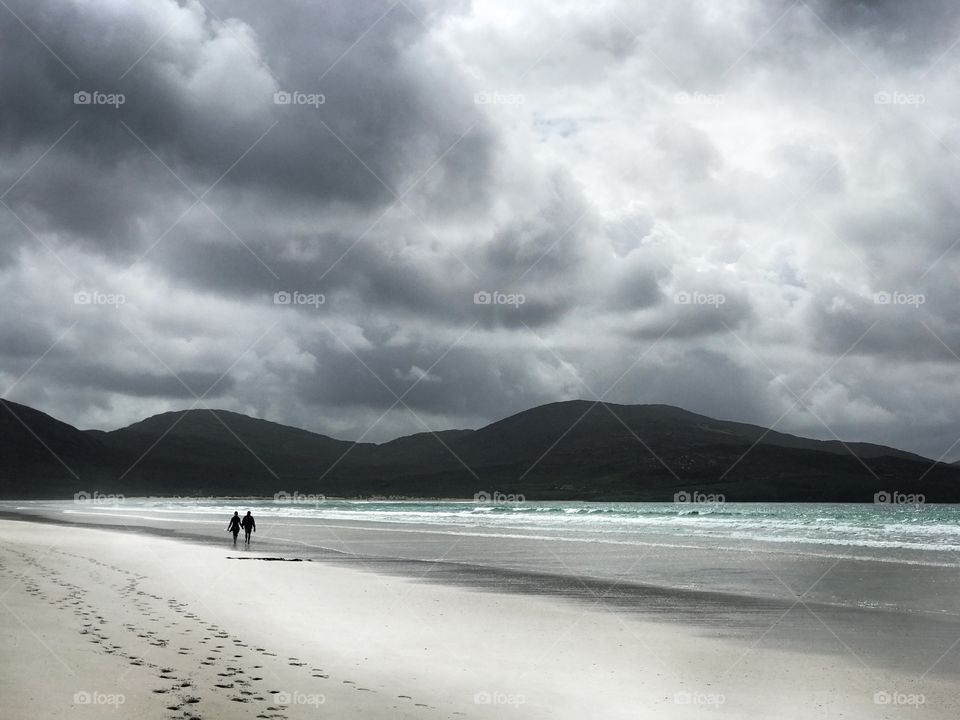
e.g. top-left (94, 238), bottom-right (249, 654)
top-left (1, 399), bottom-right (957, 501)
top-left (0, 399), bottom-right (112, 497)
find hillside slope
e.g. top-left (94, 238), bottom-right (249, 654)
top-left (0, 399), bottom-right (956, 501)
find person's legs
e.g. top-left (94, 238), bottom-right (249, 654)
top-left (244, 529), bottom-right (251, 544)
top-left (232, 530), bottom-right (239, 546)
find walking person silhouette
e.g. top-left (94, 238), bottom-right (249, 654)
top-left (241, 511), bottom-right (256, 545)
top-left (227, 511), bottom-right (241, 546)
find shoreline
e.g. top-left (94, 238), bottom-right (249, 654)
top-left (4, 506), bottom-right (960, 616)
top-left (1, 515), bottom-right (959, 718)
top-left (2, 507), bottom-right (950, 622)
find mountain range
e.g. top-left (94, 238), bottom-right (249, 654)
top-left (1, 398), bottom-right (957, 501)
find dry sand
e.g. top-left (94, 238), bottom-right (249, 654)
top-left (0, 518), bottom-right (954, 719)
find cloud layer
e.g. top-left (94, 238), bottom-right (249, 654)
top-left (1, 0), bottom-right (959, 462)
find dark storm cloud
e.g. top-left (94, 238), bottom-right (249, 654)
top-left (811, 0), bottom-right (960, 64)
top-left (0, 331), bottom-right (235, 400)
top-left (831, 122), bottom-right (960, 281)
top-left (149, 214), bottom-right (575, 330)
top-left (605, 253), bottom-right (664, 312)
top-left (805, 287), bottom-right (960, 363)
top-left (294, 336), bottom-right (561, 420)
top-left (0, 318), bottom-right (56, 360)
top-left (140, 163), bottom-right (593, 331)
top-left (0, 0), bottom-right (495, 254)
top-left (61, 363), bottom-right (236, 399)
top-left (620, 348), bottom-right (775, 427)
top-left (483, 176), bottom-right (591, 280)
top-left (2, 0), bottom-right (960, 462)
top-left (3, 154), bottom-right (177, 254)
top-left (630, 296), bottom-right (754, 340)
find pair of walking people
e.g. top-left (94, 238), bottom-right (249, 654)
top-left (227, 511), bottom-right (256, 545)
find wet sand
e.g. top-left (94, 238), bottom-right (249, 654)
top-left (0, 517), bottom-right (957, 719)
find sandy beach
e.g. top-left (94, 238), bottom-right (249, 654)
top-left (1, 516), bottom-right (956, 719)
top-left (5, 0), bottom-right (960, 716)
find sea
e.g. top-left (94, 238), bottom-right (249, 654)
top-left (4, 498), bottom-right (959, 619)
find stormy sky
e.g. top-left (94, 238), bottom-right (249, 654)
top-left (1, 0), bottom-right (958, 461)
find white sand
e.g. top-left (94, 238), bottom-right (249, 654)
top-left (0, 519), bottom-right (953, 719)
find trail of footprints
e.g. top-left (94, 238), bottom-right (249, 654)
top-left (0, 547), bottom-right (442, 718)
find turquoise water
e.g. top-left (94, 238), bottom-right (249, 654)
top-left (19, 498), bottom-right (960, 557)
top-left (6, 499), bottom-right (960, 614)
